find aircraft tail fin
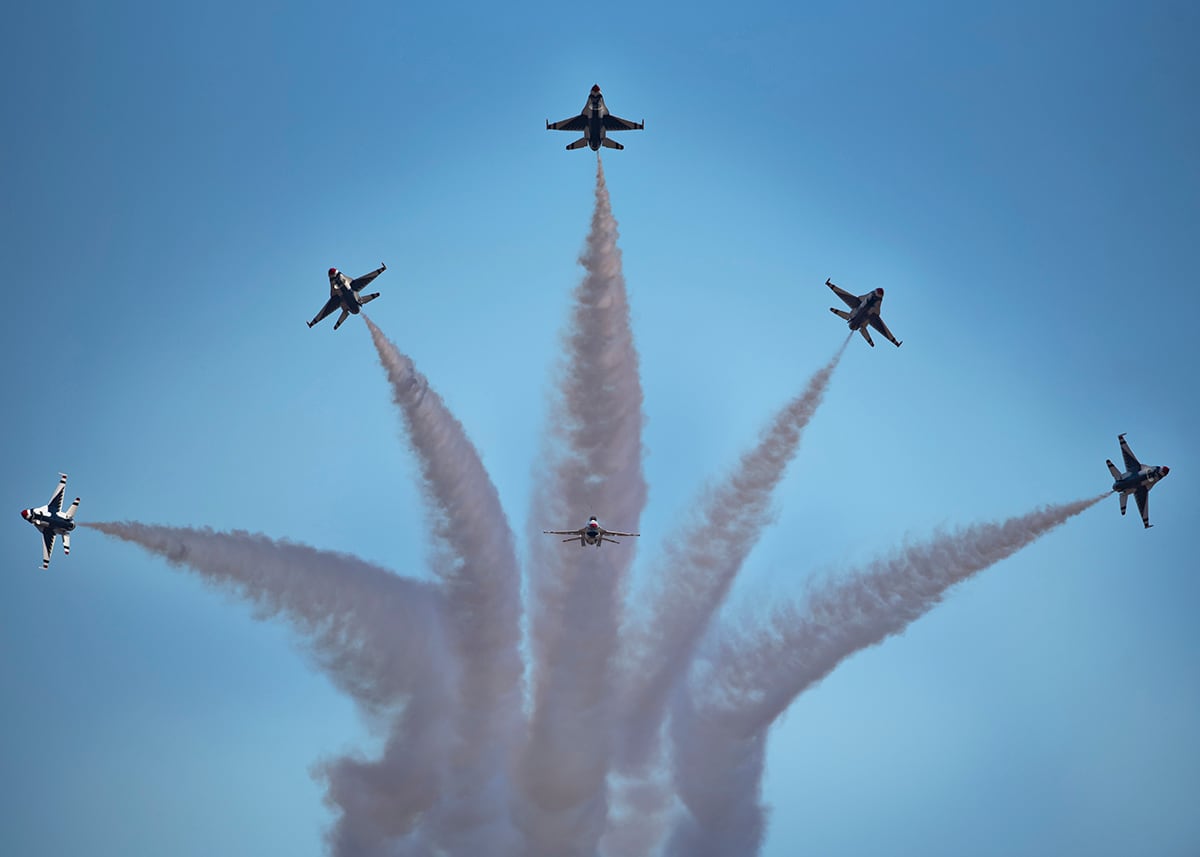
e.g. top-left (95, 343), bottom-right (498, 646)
top-left (830, 308), bottom-right (851, 321)
top-left (858, 326), bottom-right (875, 347)
top-left (333, 309), bottom-right (351, 330)
top-left (358, 292), bottom-right (381, 307)
top-left (62, 532), bottom-right (71, 556)
top-left (600, 137), bottom-right (624, 150)
top-left (63, 497), bottom-right (80, 521)
top-left (1106, 459), bottom-right (1122, 480)
top-left (566, 137), bottom-right (589, 150)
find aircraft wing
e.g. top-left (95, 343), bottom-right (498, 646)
top-left (826, 280), bottom-right (861, 308)
top-left (350, 264), bottom-right (386, 292)
top-left (1119, 434), bottom-right (1142, 472)
top-left (547, 115), bottom-right (589, 132)
top-left (599, 528), bottom-right (640, 538)
top-left (1135, 486), bottom-right (1151, 528)
top-left (46, 473), bottom-right (68, 515)
top-left (543, 528), bottom-right (584, 536)
top-left (867, 314), bottom-right (903, 347)
top-left (601, 114), bottom-right (644, 131)
top-left (42, 529), bottom-right (57, 569)
top-left (307, 296), bottom-right (340, 328)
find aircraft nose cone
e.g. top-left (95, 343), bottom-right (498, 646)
top-left (20, 509), bottom-right (28, 519)
top-left (1162, 465), bottom-right (1170, 476)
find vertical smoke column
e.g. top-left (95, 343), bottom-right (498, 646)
top-left (665, 493), bottom-right (1109, 857)
top-left (615, 338), bottom-right (850, 772)
top-left (366, 318), bottom-right (525, 857)
top-left (518, 158), bottom-right (648, 857)
top-left (82, 522), bottom-right (456, 849)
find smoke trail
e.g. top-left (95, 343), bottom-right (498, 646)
top-left (665, 493), bottom-right (1109, 856)
top-left (518, 157), bottom-right (648, 857)
top-left (365, 316), bottom-right (525, 857)
top-left (615, 337), bottom-right (850, 774)
top-left (83, 522), bottom-right (456, 847)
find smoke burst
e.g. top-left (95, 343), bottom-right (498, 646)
top-left (518, 156), bottom-right (648, 857)
top-left (81, 522), bottom-right (456, 848)
top-left (665, 492), bottom-right (1110, 855)
top-left (616, 336), bottom-right (851, 773)
top-left (83, 162), bottom-right (1109, 856)
top-left (364, 317), bottom-right (525, 856)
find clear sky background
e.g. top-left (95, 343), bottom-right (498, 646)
top-left (3, 1), bottom-right (1198, 855)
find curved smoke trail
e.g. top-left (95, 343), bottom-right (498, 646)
top-left (81, 521), bottom-right (456, 849)
top-left (518, 157), bottom-right (648, 857)
top-left (364, 316), bottom-right (525, 856)
top-left (665, 493), bottom-right (1109, 857)
top-left (616, 337), bottom-right (851, 772)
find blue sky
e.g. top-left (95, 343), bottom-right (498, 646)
top-left (3, 1), bottom-right (1198, 855)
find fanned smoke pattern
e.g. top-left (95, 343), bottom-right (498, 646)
top-left (518, 156), bottom-right (649, 857)
top-left (364, 316), bottom-right (525, 856)
top-left (616, 336), bottom-right (851, 774)
top-left (664, 492), bottom-right (1110, 856)
top-left (83, 160), bottom-right (1112, 856)
top-left (80, 521), bottom-right (456, 849)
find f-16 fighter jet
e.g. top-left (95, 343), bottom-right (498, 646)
top-left (546, 85), bottom-right (644, 151)
top-left (307, 263), bottom-right (387, 331)
top-left (544, 516), bottom-right (640, 547)
top-left (1107, 434), bottom-right (1170, 528)
top-left (20, 473), bottom-right (80, 569)
top-left (826, 278), bottom-right (903, 348)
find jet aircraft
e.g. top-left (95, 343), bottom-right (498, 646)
top-left (546, 85), bottom-right (644, 151)
top-left (20, 472), bottom-right (80, 569)
top-left (826, 278), bottom-right (903, 348)
top-left (307, 263), bottom-right (387, 330)
top-left (544, 516), bottom-right (640, 547)
top-left (1107, 433), bottom-right (1169, 528)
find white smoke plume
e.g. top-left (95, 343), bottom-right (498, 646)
top-left (518, 157), bottom-right (648, 857)
top-left (365, 316), bottom-right (525, 856)
top-left (81, 522), bottom-right (456, 849)
top-left (615, 337), bottom-right (851, 774)
top-left (665, 493), bottom-right (1110, 856)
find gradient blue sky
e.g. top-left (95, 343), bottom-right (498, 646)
top-left (3, 2), bottom-right (1198, 855)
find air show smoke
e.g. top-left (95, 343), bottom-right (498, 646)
top-left (364, 316), bottom-right (525, 856)
top-left (81, 521), bottom-right (457, 849)
top-left (664, 492), bottom-right (1110, 856)
top-left (519, 157), bottom-right (648, 857)
top-left (616, 335), bottom-right (851, 773)
top-left (83, 162), bottom-right (1111, 857)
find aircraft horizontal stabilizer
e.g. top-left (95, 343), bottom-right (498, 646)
top-left (64, 497), bottom-right (80, 520)
top-left (830, 308), bottom-right (851, 320)
top-left (600, 138), bottom-right (624, 150)
top-left (858, 326), bottom-right (875, 347)
top-left (1106, 459), bottom-right (1122, 480)
top-left (566, 137), bottom-right (589, 150)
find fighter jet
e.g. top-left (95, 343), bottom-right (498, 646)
top-left (546, 85), bottom-right (644, 151)
top-left (306, 263), bottom-right (387, 330)
top-left (544, 516), bottom-right (640, 547)
top-left (20, 472), bottom-right (80, 569)
top-left (1107, 434), bottom-right (1170, 528)
top-left (826, 278), bottom-right (903, 348)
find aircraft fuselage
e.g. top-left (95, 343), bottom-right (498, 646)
top-left (581, 92), bottom-right (610, 150)
top-left (1112, 466), bottom-right (1167, 496)
top-left (332, 277), bottom-right (364, 314)
top-left (21, 509), bottom-right (75, 535)
top-left (846, 291), bottom-right (884, 329)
